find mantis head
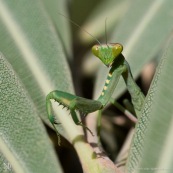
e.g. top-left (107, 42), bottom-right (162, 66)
top-left (92, 43), bottom-right (123, 67)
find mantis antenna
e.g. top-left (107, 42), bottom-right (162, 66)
top-left (58, 12), bottom-right (102, 46)
top-left (105, 17), bottom-right (108, 45)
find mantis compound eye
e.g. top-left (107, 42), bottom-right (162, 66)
top-left (112, 43), bottom-right (123, 58)
top-left (92, 45), bottom-right (100, 57)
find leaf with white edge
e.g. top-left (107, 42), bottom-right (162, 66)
top-left (126, 36), bottom-right (173, 173)
top-left (0, 53), bottom-right (63, 173)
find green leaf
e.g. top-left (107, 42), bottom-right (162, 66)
top-left (94, 0), bottom-right (173, 99)
top-left (126, 36), bottom-right (173, 173)
top-left (42, 0), bottom-right (72, 58)
top-left (0, 0), bottom-right (73, 139)
top-left (0, 53), bottom-right (62, 173)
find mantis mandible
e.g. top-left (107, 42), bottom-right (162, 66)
top-left (46, 42), bottom-right (145, 144)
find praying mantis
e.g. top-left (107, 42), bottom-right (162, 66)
top-left (46, 41), bottom-right (145, 144)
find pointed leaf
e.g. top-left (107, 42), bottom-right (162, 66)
top-left (42, 0), bottom-right (72, 58)
top-left (126, 36), bottom-right (173, 173)
top-left (0, 53), bottom-right (62, 173)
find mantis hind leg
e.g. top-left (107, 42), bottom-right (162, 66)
top-left (68, 96), bottom-right (103, 136)
top-left (70, 109), bottom-right (94, 136)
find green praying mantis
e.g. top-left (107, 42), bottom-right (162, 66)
top-left (46, 15), bottom-right (145, 144)
top-left (46, 42), bottom-right (145, 144)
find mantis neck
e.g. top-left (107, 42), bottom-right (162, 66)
top-left (97, 54), bottom-right (126, 106)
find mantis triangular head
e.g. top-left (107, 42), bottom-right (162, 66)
top-left (92, 43), bottom-right (123, 67)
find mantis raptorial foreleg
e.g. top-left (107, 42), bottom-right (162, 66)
top-left (46, 43), bottom-right (145, 144)
top-left (46, 91), bottom-right (103, 144)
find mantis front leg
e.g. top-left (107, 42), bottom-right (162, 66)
top-left (46, 91), bottom-right (103, 144)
